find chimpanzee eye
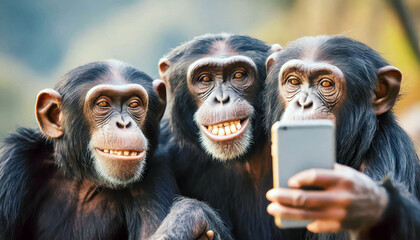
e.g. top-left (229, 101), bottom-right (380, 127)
top-left (320, 79), bottom-right (334, 87)
top-left (199, 74), bottom-right (212, 82)
top-left (128, 101), bottom-right (141, 108)
top-left (97, 101), bottom-right (110, 107)
top-left (287, 77), bottom-right (301, 85)
top-left (233, 71), bottom-right (245, 79)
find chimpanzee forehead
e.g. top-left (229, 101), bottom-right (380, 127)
top-left (84, 84), bottom-right (149, 106)
top-left (187, 55), bottom-right (257, 77)
top-left (277, 35), bottom-right (330, 62)
top-left (279, 59), bottom-right (345, 81)
top-left (208, 40), bottom-right (237, 57)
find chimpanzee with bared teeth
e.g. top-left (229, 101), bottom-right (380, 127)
top-left (0, 60), bottom-right (232, 240)
top-left (158, 33), bottom-right (296, 239)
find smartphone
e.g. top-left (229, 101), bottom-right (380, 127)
top-left (271, 120), bottom-right (335, 228)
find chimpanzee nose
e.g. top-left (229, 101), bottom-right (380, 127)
top-left (297, 93), bottom-right (314, 109)
top-left (215, 94), bottom-right (230, 104)
top-left (116, 118), bottom-right (132, 129)
top-left (215, 94), bottom-right (230, 103)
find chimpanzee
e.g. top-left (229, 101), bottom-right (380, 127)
top-left (158, 33), bottom-right (301, 239)
top-left (264, 36), bottom-right (420, 239)
top-left (0, 60), bottom-right (231, 239)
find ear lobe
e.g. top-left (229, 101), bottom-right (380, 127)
top-left (266, 52), bottom-right (280, 73)
top-left (153, 79), bottom-right (167, 120)
top-left (158, 58), bottom-right (171, 82)
top-left (35, 89), bottom-right (64, 138)
top-left (373, 66), bottom-right (402, 115)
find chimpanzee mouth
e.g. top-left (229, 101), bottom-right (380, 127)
top-left (96, 148), bottom-right (146, 161)
top-left (201, 118), bottom-right (249, 142)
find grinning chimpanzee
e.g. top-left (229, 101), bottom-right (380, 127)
top-left (0, 60), bottom-right (231, 240)
top-left (157, 33), bottom-right (306, 239)
top-left (264, 36), bottom-right (420, 239)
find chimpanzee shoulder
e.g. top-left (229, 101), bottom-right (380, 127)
top-left (0, 127), bottom-right (55, 238)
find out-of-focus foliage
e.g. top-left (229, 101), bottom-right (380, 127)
top-left (0, 0), bottom-right (419, 148)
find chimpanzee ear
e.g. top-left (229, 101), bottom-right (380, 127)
top-left (153, 79), bottom-right (167, 120)
top-left (373, 66), bottom-right (402, 116)
top-left (270, 43), bottom-right (283, 53)
top-left (266, 52), bottom-right (280, 73)
top-left (158, 58), bottom-right (171, 82)
top-left (35, 89), bottom-right (64, 138)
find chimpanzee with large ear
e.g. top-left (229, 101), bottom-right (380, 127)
top-left (0, 60), bottom-right (232, 239)
top-left (265, 36), bottom-right (420, 239)
top-left (158, 33), bottom-right (304, 239)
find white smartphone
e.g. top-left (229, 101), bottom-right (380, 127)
top-left (271, 120), bottom-right (336, 228)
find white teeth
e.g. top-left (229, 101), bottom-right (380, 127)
top-left (230, 124), bottom-right (237, 133)
top-left (101, 149), bottom-right (141, 157)
top-left (218, 128), bottom-right (225, 136)
top-left (224, 126), bottom-right (231, 135)
top-left (212, 126), bottom-right (219, 134)
top-left (207, 120), bottom-right (243, 136)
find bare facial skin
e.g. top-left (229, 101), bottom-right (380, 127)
top-left (84, 84), bottom-right (150, 186)
top-left (278, 59), bottom-right (346, 123)
top-left (188, 55), bottom-right (258, 161)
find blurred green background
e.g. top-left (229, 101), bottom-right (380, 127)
top-left (1, 0), bottom-right (419, 150)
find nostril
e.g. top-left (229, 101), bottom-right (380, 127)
top-left (297, 99), bottom-right (313, 109)
top-left (116, 122), bottom-right (124, 128)
top-left (303, 101), bottom-right (313, 109)
top-left (116, 120), bottom-right (132, 129)
top-left (216, 95), bottom-right (230, 104)
top-left (223, 96), bottom-right (230, 104)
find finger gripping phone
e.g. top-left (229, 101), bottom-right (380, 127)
top-left (271, 120), bottom-right (336, 228)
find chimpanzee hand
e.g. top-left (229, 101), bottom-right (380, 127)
top-left (196, 230), bottom-right (214, 240)
top-left (266, 164), bottom-right (389, 233)
top-left (152, 230), bottom-right (214, 240)
top-left (149, 198), bottom-right (232, 240)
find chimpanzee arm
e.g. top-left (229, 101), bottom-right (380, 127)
top-left (149, 197), bottom-right (233, 240)
top-left (0, 128), bottom-right (53, 239)
top-left (360, 177), bottom-right (420, 240)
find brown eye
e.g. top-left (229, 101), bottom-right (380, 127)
top-left (199, 75), bottom-right (212, 82)
top-left (321, 80), bottom-right (333, 87)
top-left (234, 72), bottom-right (245, 79)
top-left (129, 101), bottom-right (140, 108)
top-left (288, 78), bottom-right (300, 85)
top-left (97, 101), bottom-right (110, 107)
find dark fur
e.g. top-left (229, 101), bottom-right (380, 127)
top-left (263, 36), bottom-right (420, 239)
top-left (161, 33), bottom-right (302, 239)
top-left (0, 61), bottom-right (231, 239)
